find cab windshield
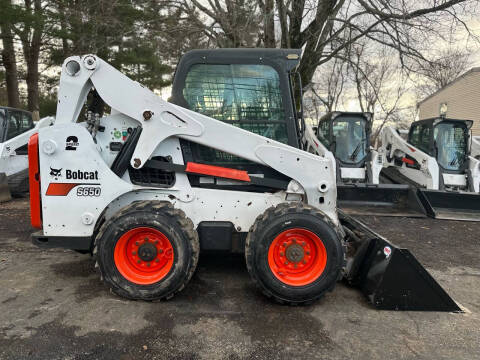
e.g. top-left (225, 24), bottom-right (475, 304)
top-left (183, 63), bottom-right (287, 143)
top-left (332, 116), bottom-right (367, 165)
top-left (434, 122), bottom-right (468, 171)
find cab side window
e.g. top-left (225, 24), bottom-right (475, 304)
top-left (418, 126), bottom-right (431, 154)
top-left (408, 124), bottom-right (421, 148)
top-left (317, 120), bottom-right (330, 147)
top-left (7, 111), bottom-right (21, 140)
top-left (20, 112), bottom-right (34, 133)
top-left (6, 111), bottom-right (33, 140)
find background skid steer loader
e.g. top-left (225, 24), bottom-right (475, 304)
top-left (29, 51), bottom-right (459, 311)
top-left (379, 118), bottom-right (480, 221)
top-left (302, 111), bottom-right (425, 217)
top-left (0, 107), bottom-right (54, 201)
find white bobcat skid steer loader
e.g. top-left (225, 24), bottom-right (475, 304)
top-left (379, 118), bottom-right (480, 221)
top-left (29, 53), bottom-right (459, 311)
top-left (302, 112), bottom-right (426, 217)
top-left (0, 107), bottom-right (54, 201)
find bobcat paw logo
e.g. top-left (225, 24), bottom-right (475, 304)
top-left (50, 167), bottom-right (62, 179)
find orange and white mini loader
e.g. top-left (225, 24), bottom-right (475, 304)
top-left (29, 50), bottom-right (460, 310)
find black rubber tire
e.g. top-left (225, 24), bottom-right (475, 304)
top-left (245, 202), bottom-right (345, 305)
top-left (94, 200), bottom-right (199, 300)
top-left (8, 173), bottom-right (29, 197)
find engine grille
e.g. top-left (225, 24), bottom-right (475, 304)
top-left (128, 156), bottom-right (175, 187)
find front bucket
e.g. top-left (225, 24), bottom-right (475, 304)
top-left (337, 183), bottom-right (426, 217)
top-left (0, 173), bottom-right (12, 203)
top-left (340, 210), bottom-right (461, 311)
top-left (417, 189), bottom-right (480, 221)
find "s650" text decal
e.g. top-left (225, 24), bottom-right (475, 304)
top-left (76, 186), bottom-right (101, 197)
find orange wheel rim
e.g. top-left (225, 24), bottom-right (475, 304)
top-left (268, 228), bottom-right (327, 286)
top-left (114, 227), bottom-right (174, 285)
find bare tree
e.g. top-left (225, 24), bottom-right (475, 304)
top-left (183, 0), bottom-right (474, 91)
top-left (348, 44), bottom-right (411, 141)
top-left (181, 0), bottom-right (262, 48)
top-left (307, 56), bottom-right (348, 118)
top-left (415, 47), bottom-right (472, 98)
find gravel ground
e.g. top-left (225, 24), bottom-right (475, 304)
top-left (0, 199), bottom-right (479, 360)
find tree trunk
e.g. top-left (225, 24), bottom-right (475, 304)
top-left (286, 0), bottom-right (338, 89)
top-left (263, 0), bottom-right (275, 47)
top-left (0, 0), bottom-right (20, 108)
top-left (20, 0), bottom-right (43, 116)
top-left (57, 0), bottom-right (69, 56)
top-left (275, 0), bottom-right (290, 48)
top-left (25, 53), bottom-right (40, 118)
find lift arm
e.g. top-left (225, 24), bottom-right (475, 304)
top-left (379, 126), bottom-right (440, 189)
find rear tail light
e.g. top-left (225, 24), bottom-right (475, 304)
top-left (28, 133), bottom-right (42, 228)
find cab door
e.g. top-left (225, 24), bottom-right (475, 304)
top-left (170, 50), bottom-right (301, 191)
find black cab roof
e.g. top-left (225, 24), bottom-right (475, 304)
top-left (413, 117), bottom-right (473, 129)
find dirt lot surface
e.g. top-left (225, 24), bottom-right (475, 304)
top-left (0, 199), bottom-right (479, 360)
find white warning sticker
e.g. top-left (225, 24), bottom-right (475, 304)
top-left (383, 246), bottom-right (392, 258)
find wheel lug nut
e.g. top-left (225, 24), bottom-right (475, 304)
top-left (303, 260), bottom-right (307, 264)
top-left (135, 241), bottom-right (140, 246)
top-left (155, 259), bottom-right (159, 263)
top-left (159, 249), bottom-right (163, 254)
top-left (302, 242), bottom-right (306, 246)
top-left (306, 251), bottom-right (310, 255)
top-left (147, 263), bottom-right (151, 267)
top-left (137, 260), bottom-right (141, 264)
top-left (154, 240), bottom-right (159, 245)
top-left (294, 264), bottom-right (298, 269)
top-left (132, 251), bottom-right (136, 255)
top-left (283, 242), bottom-right (287, 247)
top-left (292, 239), bottom-right (296, 243)
top-left (144, 237), bottom-right (149, 241)
top-left (280, 252), bottom-right (284, 256)
top-left (284, 261), bottom-right (288, 265)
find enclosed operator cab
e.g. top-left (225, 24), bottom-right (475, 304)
top-left (313, 111), bottom-right (427, 217)
top-left (169, 49), bottom-right (304, 192)
top-left (407, 118), bottom-right (471, 185)
top-left (316, 112), bottom-right (373, 183)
